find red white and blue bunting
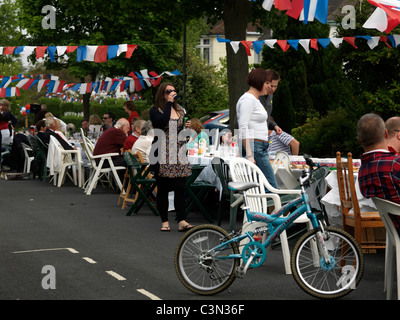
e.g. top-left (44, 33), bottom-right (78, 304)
top-left (217, 34), bottom-right (400, 54)
top-left (250, 0), bottom-right (328, 24)
top-left (363, 0), bottom-right (400, 33)
top-left (0, 44), bottom-right (138, 63)
top-left (0, 69), bottom-right (181, 98)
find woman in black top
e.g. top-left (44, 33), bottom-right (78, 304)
top-left (149, 82), bottom-right (194, 232)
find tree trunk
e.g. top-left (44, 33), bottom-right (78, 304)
top-left (82, 93), bottom-right (91, 121)
top-left (223, 0), bottom-right (250, 132)
top-left (82, 74), bottom-right (97, 121)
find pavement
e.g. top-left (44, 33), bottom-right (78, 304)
top-left (0, 172), bottom-right (391, 304)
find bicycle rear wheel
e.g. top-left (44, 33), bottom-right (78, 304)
top-left (292, 226), bottom-right (364, 299)
top-left (175, 224), bottom-right (240, 295)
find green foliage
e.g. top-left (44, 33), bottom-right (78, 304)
top-left (261, 17), bottom-right (356, 130)
top-left (292, 108), bottom-right (364, 158)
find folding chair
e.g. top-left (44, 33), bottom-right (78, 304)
top-left (124, 151), bottom-right (158, 216)
top-left (81, 131), bottom-right (125, 195)
top-left (28, 135), bottom-right (48, 182)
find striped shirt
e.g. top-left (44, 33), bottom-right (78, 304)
top-left (268, 131), bottom-right (294, 155)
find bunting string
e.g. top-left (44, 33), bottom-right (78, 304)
top-left (0, 44), bottom-right (138, 63)
top-left (217, 34), bottom-right (400, 54)
top-left (0, 69), bottom-right (181, 98)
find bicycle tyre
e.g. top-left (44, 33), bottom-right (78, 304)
top-left (175, 224), bottom-right (240, 295)
top-left (291, 226), bottom-right (364, 299)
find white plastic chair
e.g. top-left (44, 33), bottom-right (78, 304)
top-left (372, 197), bottom-right (400, 300)
top-left (211, 128), bottom-right (219, 149)
top-left (21, 142), bottom-right (35, 174)
top-left (271, 151), bottom-right (299, 189)
top-left (48, 136), bottom-right (83, 188)
top-left (81, 130), bottom-right (125, 195)
top-left (229, 157), bottom-right (310, 274)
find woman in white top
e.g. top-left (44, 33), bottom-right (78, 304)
top-left (236, 68), bottom-right (278, 188)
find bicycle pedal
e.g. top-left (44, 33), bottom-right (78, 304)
top-left (235, 266), bottom-right (245, 278)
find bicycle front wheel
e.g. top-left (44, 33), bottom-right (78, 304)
top-left (174, 224), bottom-right (240, 295)
top-left (292, 226), bottom-right (364, 299)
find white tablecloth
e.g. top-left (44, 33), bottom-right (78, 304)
top-left (321, 170), bottom-right (376, 227)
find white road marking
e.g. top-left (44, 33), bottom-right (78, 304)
top-left (13, 247), bottom-right (79, 254)
top-left (137, 289), bottom-right (162, 300)
top-left (13, 247), bottom-right (162, 299)
top-left (106, 271), bottom-right (126, 281)
top-left (82, 257), bottom-right (97, 264)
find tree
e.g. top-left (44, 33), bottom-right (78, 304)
top-left (260, 13), bottom-right (356, 130)
top-left (16, 0), bottom-right (186, 119)
top-left (0, 0), bottom-right (24, 75)
top-left (334, 0), bottom-right (400, 120)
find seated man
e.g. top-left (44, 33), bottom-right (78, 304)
top-left (101, 111), bottom-right (115, 132)
top-left (268, 129), bottom-right (300, 155)
top-left (36, 119), bottom-right (46, 142)
top-left (42, 117), bottom-right (74, 151)
top-left (357, 113), bottom-right (400, 233)
top-left (131, 120), bottom-right (154, 163)
top-left (385, 116), bottom-right (400, 155)
top-left (124, 119), bottom-right (145, 151)
top-left (81, 119), bottom-right (90, 136)
top-left (93, 118), bottom-right (129, 168)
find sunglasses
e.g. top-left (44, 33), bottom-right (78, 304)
top-left (165, 89), bottom-right (176, 94)
top-left (103, 117), bottom-right (109, 120)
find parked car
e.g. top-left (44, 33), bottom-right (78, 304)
top-left (200, 109), bottom-right (229, 130)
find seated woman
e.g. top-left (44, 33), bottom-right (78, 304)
top-left (88, 114), bottom-right (103, 136)
top-left (131, 120), bottom-right (154, 163)
top-left (186, 118), bottom-right (209, 150)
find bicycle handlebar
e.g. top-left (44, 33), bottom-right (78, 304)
top-left (299, 154), bottom-right (318, 187)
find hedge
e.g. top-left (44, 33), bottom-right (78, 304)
top-left (13, 98), bottom-right (151, 131)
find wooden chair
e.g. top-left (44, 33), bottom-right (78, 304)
top-left (336, 151), bottom-right (385, 253)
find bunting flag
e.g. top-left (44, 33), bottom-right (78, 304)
top-left (0, 69), bottom-right (181, 97)
top-left (0, 87), bottom-right (20, 97)
top-left (0, 43), bottom-right (138, 63)
top-left (217, 34), bottom-right (400, 54)
top-left (363, 0), bottom-right (400, 33)
top-left (249, 0), bottom-right (328, 24)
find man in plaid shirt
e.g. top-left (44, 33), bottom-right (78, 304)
top-left (357, 113), bottom-right (400, 232)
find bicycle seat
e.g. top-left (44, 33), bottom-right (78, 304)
top-left (228, 181), bottom-right (259, 192)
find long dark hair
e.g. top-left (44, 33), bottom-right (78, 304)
top-left (154, 82), bottom-right (178, 111)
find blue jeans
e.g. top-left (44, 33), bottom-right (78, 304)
top-left (253, 140), bottom-right (278, 189)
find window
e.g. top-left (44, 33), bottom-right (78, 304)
top-left (197, 38), bottom-right (211, 64)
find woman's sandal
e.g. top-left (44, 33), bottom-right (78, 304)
top-left (160, 225), bottom-right (171, 232)
top-left (178, 224), bottom-right (195, 232)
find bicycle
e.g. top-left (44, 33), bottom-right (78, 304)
top-left (175, 155), bottom-right (364, 299)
